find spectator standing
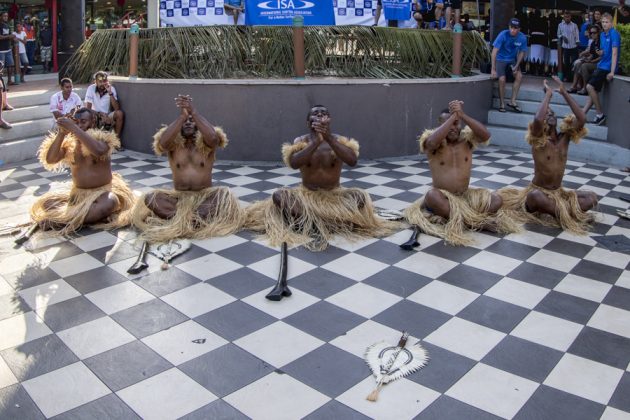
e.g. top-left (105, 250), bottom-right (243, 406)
top-left (0, 62), bottom-right (10, 128)
top-left (578, 12), bottom-right (591, 52)
top-left (23, 16), bottom-right (35, 71)
top-left (557, 11), bottom-right (580, 82)
top-left (223, 0), bottom-right (244, 25)
top-left (50, 78), bottom-right (82, 128)
top-left (84, 71), bottom-right (125, 138)
top-left (583, 13), bottom-right (620, 126)
top-left (491, 18), bottom-right (528, 113)
top-left (443, 0), bottom-right (460, 30)
top-left (39, 19), bottom-right (52, 73)
top-left (12, 23), bottom-right (28, 82)
top-left (593, 9), bottom-right (602, 30)
top-left (0, 11), bottom-right (15, 86)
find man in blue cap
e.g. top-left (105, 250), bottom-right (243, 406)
top-left (491, 18), bottom-right (528, 113)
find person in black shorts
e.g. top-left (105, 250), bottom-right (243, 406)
top-left (443, 0), bottom-right (461, 30)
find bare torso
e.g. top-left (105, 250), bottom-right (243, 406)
top-left (298, 134), bottom-right (344, 191)
top-left (70, 143), bottom-right (113, 189)
top-left (531, 131), bottom-right (568, 190)
top-left (428, 139), bottom-right (473, 194)
top-left (168, 140), bottom-right (216, 191)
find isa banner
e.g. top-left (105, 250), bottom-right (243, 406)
top-left (245, 0), bottom-right (335, 25)
top-left (382, 0), bottom-right (410, 21)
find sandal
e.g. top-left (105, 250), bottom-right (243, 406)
top-left (577, 90), bottom-right (588, 96)
top-left (567, 88), bottom-right (579, 93)
top-left (0, 122), bottom-right (12, 129)
top-left (506, 103), bottom-right (522, 113)
top-left (498, 106), bottom-right (507, 113)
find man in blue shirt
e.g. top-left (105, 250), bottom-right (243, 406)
top-left (583, 13), bottom-right (620, 126)
top-left (491, 18), bottom-right (528, 113)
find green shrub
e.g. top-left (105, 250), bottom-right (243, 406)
top-left (618, 24), bottom-right (630, 75)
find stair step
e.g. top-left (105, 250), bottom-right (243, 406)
top-left (2, 104), bottom-right (51, 124)
top-left (491, 98), bottom-right (597, 120)
top-left (487, 125), bottom-right (629, 167)
top-left (0, 136), bottom-right (42, 165)
top-left (487, 110), bottom-right (608, 141)
top-left (0, 119), bottom-right (51, 143)
top-left (6, 88), bottom-right (87, 109)
top-left (492, 87), bottom-right (590, 107)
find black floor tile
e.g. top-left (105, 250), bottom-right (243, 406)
top-left (0, 293), bottom-right (29, 321)
top-left (289, 268), bottom-right (357, 300)
top-left (217, 242), bottom-right (278, 266)
top-left (603, 286), bottom-right (630, 311)
top-left (363, 266), bottom-right (432, 298)
top-left (180, 400), bottom-right (248, 420)
top-left (284, 301), bottom-right (366, 342)
top-left (486, 239), bottom-right (539, 261)
top-left (534, 291), bottom-right (599, 324)
top-left (567, 327), bottom-right (630, 370)
top-left (513, 385), bottom-right (605, 420)
top-left (457, 296), bottom-right (530, 333)
top-left (422, 241), bottom-right (481, 263)
top-left (50, 393), bottom-right (140, 420)
top-left (133, 267), bottom-right (201, 297)
top-left (0, 384), bottom-right (45, 420)
top-left (356, 240), bottom-right (418, 265)
top-left (303, 400), bottom-right (370, 420)
top-left (415, 395), bottom-right (502, 420)
top-left (111, 299), bottom-right (188, 338)
top-left (570, 260), bottom-right (623, 284)
top-left (439, 265), bottom-right (503, 294)
top-left (372, 300), bottom-right (451, 340)
top-left (37, 296), bottom-right (106, 332)
top-left (543, 238), bottom-right (593, 259)
top-left (206, 267), bottom-right (275, 300)
top-left (609, 372), bottom-right (630, 413)
top-left (508, 262), bottom-right (565, 289)
top-left (194, 301), bottom-right (276, 342)
top-left (406, 342), bottom-right (475, 393)
top-left (64, 266), bottom-right (128, 295)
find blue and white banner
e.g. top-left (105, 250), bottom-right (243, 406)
top-left (159, 0), bottom-right (413, 26)
top-left (382, 0), bottom-right (411, 21)
top-left (245, 0), bottom-right (335, 25)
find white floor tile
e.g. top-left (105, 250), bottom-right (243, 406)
top-left (85, 281), bottom-right (155, 315)
top-left (71, 231), bottom-right (119, 252)
top-left (191, 235), bottom-right (247, 252)
top-left (425, 317), bottom-right (505, 360)
top-left (527, 249), bottom-right (581, 273)
top-left (234, 321), bottom-right (323, 367)
top-left (0, 247), bottom-right (58, 278)
top-left (584, 247), bottom-right (630, 270)
top-left (48, 254), bottom-right (104, 278)
top-left (142, 320), bottom-right (227, 365)
top-left (224, 372), bottom-right (329, 420)
top-left (326, 283), bottom-right (402, 319)
top-left (337, 377), bottom-right (440, 419)
top-left (117, 368), bottom-right (216, 420)
top-left (326, 236), bottom-right (378, 252)
top-left (408, 281), bottom-right (479, 315)
top-left (321, 253), bottom-right (388, 281)
top-left (505, 230), bottom-right (555, 248)
top-left (18, 279), bottom-right (81, 310)
top-left (587, 305), bottom-right (630, 339)
top-left (463, 251), bottom-right (522, 276)
top-left (365, 185), bottom-right (404, 197)
top-left (484, 277), bottom-right (550, 309)
top-left (394, 252), bottom-right (459, 278)
top-left (544, 353), bottom-right (624, 405)
top-left (330, 320), bottom-right (405, 358)
top-left (446, 363), bottom-right (539, 419)
top-left (0, 356), bottom-right (18, 388)
top-left (161, 282), bottom-right (235, 318)
top-left (554, 274), bottom-right (612, 303)
top-left (247, 255), bottom-right (315, 280)
top-left (57, 316), bottom-right (135, 359)
top-left (242, 288), bottom-right (319, 319)
top-left (22, 362), bottom-right (110, 418)
top-left (617, 271), bottom-right (630, 290)
top-left (107, 254), bottom-right (164, 280)
top-left (372, 197), bottom-right (414, 211)
top-left (601, 406), bottom-right (630, 420)
top-left (177, 254), bottom-right (243, 281)
top-left (511, 311), bottom-right (583, 351)
top-left (0, 312), bottom-right (51, 351)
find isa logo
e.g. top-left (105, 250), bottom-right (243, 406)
top-left (174, 1), bottom-right (182, 7)
top-left (365, 0), bottom-right (372, 7)
top-left (355, 8), bottom-right (363, 15)
top-left (257, 0), bottom-right (316, 10)
top-left (182, 7), bottom-right (189, 15)
top-left (215, 7), bottom-right (223, 14)
top-left (338, 7), bottom-right (346, 15)
top-left (160, 1), bottom-right (166, 9)
top-left (190, 0), bottom-right (197, 6)
top-left (167, 9), bottom-right (174, 16)
top-left (206, 0), bottom-right (215, 5)
top-left (197, 7), bottom-right (206, 14)
top-left (347, 0), bottom-right (354, 7)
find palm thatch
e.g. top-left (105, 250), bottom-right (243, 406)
top-left (65, 26), bottom-right (490, 82)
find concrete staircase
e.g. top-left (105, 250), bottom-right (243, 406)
top-left (0, 79), bottom-right (86, 166)
top-left (487, 85), bottom-right (630, 167)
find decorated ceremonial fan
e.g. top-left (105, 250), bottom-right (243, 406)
top-left (149, 239), bottom-right (191, 270)
top-left (364, 331), bottom-right (429, 402)
top-left (375, 208), bottom-right (405, 221)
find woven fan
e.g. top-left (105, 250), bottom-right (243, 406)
top-left (149, 239), bottom-right (191, 270)
top-left (364, 331), bottom-right (429, 402)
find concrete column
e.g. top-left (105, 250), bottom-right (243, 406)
top-left (490, 0), bottom-right (514, 42)
top-left (58, 0), bottom-right (85, 70)
top-left (147, 0), bottom-right (160, 28)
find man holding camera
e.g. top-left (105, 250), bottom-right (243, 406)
top-left (85, 71), bottom-right (125, 138)
top-left (491, 18), bottom-right (528, 113)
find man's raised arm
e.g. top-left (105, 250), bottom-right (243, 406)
top-left (450, 100), bottom-right (490, 142)
top-left (159, 96), bottom-right (189, 150)
top-left (552, 75), bottom-right (585, 128)
top-left (58, 117), bottom-right (109, 157)
top-left (177, 95), bottom-right (218, 148)
top-left (531, 80), bottom-right (554, 138)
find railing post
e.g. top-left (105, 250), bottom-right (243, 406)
top-left (129, 23), bottom-right (140, 79)
top-left (13, 44), bottom-right (21, 84)
top-left (292, 15), bottom-right (305, 79)
top-left (451, 23), bottom-right (462, 78)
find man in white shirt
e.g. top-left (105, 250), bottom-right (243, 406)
top-left (557, 10), bottom-right (580, 82)
top-left (12, 23), bottom-right (28, 82)
top-left (49, 78), bottom-right (83, 129)
top-left (84, 71), bottom-right (124, 138)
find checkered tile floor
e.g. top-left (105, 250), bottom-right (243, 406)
top-left (1, 148), bottom-right (629, 419)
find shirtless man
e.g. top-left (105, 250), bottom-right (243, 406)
top-left (132, 95), bottom-right (242, 243)
top-left (246, 105), bottom-right (396, 251)
top-left (20, 108), bottom-right (135, 243)
top-left (500, 76), bottom-right (597, 234)
top-left (404, 100), bottom-right (520, 245)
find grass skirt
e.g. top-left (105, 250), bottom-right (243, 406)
top-left (244, 186), bottom-right (400, 251)
top-left (132, 186), bottom-right (243, 243)
top-left (498, 184), bottom-right (594, 235)
top-left (30, 173), bottom-right (135, 236)
top-left (404, 188), bottom-right (522, 246)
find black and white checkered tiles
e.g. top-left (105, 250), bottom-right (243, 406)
top-left (0, 148), bottom-right (629, 419)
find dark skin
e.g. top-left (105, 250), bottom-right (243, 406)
top-left (145, 95), bottom-right (222, 220)
top-left (86, 76), bottom-right (125, 137)
top-left (422, 100), bottom-right (498, 219)
top-left (527, 76), bottom-right (597, 214)
top-left (42, 112), bottom-right (119, 227)
top-left (52, 81), bottom-right (79, 120)
top-left (272, 106), bottom-right (361, 216)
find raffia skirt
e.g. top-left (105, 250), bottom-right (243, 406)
top-left (131, 186), bottom-right (243, 243)
top-left (404, 187), bottom-right (522, 246)
top-left (244, 186), bottom-right (400, 251)
top-left (30, 173), bottom-right (135, 236)
top-left (498, 184), bottom-right (594, 235)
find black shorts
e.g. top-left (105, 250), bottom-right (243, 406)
top-left (588, 68), bottom-right (608, 92)
top-left (443, 0), bottom-right (462, 8)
